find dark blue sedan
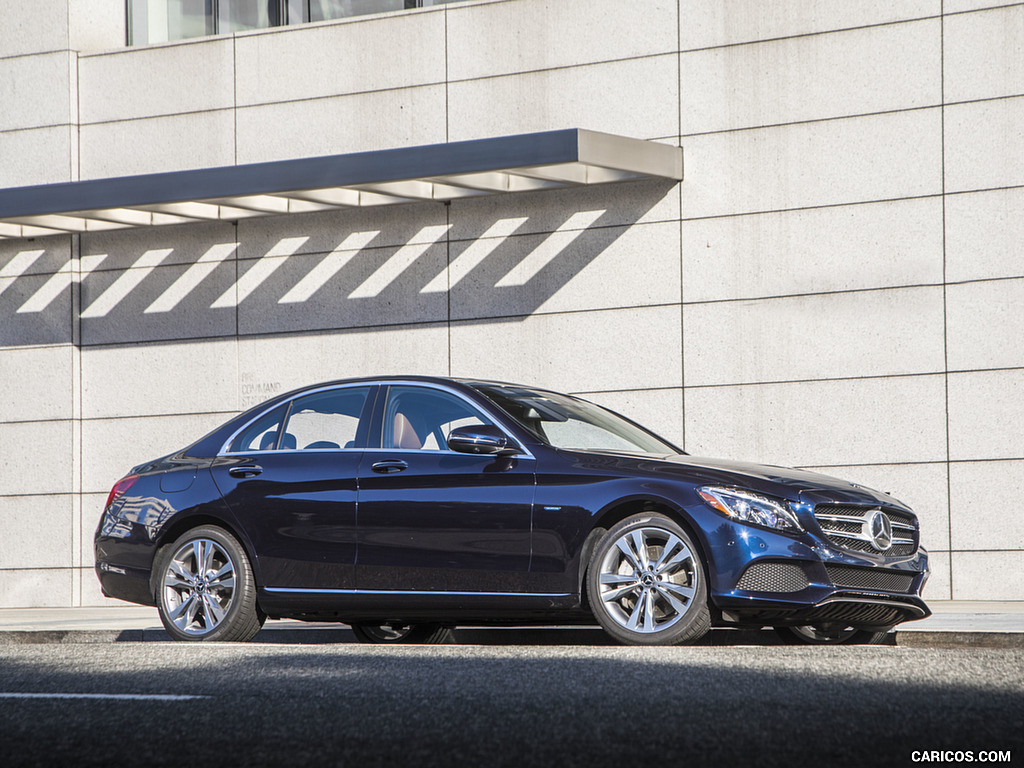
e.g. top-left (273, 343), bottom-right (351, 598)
top-left (95, 376), bottom-right (930, 645)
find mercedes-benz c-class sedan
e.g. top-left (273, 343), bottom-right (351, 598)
top-left (95, 376), bottom-right (930, 645)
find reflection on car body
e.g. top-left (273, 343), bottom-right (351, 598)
top-left (95, 376), bottom-right (930, 645)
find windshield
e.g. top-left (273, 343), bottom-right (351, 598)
top-left (471, 384), bottom-right (680, 456)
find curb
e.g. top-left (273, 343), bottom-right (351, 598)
top-left (1, 626), bottom-right (1020, 647)
top-left (894, 631), bottom-right (1024, 649)
top-left (0, 628), bottom-right (358, 645)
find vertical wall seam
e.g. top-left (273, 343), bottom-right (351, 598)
top-left (234, 220), bottom-right (240, 392)
top-left (234, 221), bottom-right (241, 412)
top-left (444, 7), bottom-right (450, 144)
top-left (231, 31), bottom-right (241, 409)
top-left (678, 0), bottom-right (685, 449)
top-left (446, 204), bottom-right (452, 376)
top-left (73, 231), bottom-right (83, 606)
top-left (940, 0), bottom-right (954, 600)
top-left (445, 6), bottom-right (452, 375)
top-left (69, 0), bottom-right (77, 607)
top-left (232, 34), bottom-right (238, 166)
top-left (72, 51), bottom-right (80, 183)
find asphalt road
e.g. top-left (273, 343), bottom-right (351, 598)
top-left (1, 643), bottom-right (1022, 768)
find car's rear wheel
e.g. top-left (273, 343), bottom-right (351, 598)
top-left (350, 623), bottom-right (453, 644)
top-left (774, 625), bottom-right (891, 645)
top-left (587, 513), bottom-right (711, 646)
top-left (156, 525), bottom-right (263, 642)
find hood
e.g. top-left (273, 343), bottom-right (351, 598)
top-left (646, 454), bottom-right (907, 509)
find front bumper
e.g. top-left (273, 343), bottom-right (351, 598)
top-left (687, 504), bottom-right (931, 629)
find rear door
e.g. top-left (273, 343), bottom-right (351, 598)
top-left (210, 384), bottom-right (376, 590)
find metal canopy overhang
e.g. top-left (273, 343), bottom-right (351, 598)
top-left (0, 129), bottom-right (683, 240)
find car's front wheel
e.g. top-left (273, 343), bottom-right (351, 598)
top-left (350, 623), bottom-right (453, 644)
top-left (156, 525), bottom-right (263, 642)
top-left (774, 625), bottom-right (891, 645)
top-left (587, 513), bottom-right (711, 646)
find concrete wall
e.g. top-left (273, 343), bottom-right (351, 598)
top-left (1, 0), bottom-right (1022, 606)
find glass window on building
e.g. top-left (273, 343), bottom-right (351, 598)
top-left (128, 0), bottom-right (214, 45)
top-left (128, 0), bottom-right (465, 46)
top-left (220, 0), bottom-right (283, 33)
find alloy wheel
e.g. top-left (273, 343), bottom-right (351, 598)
top-left (597, 526), bottom-right (699, 634)
top-left (162, 538), bottom-right (236, 636)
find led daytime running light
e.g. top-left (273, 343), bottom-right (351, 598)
top-left (697, 486), bottom-right (802, 532)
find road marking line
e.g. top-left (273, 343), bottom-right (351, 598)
top-left (0, 693), bottom-right (208, 701)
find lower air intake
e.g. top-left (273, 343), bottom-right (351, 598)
top-left (736, 561), bottom-right (810, 593)
top-left (826, 565), bottom-right (916, 593)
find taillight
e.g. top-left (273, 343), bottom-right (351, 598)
top-left (105, 474), bottom-right (139, 510)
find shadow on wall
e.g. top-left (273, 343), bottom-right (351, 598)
top-left (0, 180), bottom-right (674, 348)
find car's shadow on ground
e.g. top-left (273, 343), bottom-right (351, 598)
top-left (120, 625), bottom-right (894, 646)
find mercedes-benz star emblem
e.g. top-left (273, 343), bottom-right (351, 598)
top-left (866, 509), bottom-right (893, 551)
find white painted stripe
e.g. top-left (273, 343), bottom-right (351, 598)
top-left (80, 249), bottom-right (173, 319)
top-left (17, 254), bottom-right (106, 314)
top-left (210, 236), bottom-right (308, 309)
top-left (0, 693), bottom-right (208, 701)
top-left (0, 249), bottom-right (45, 299)
top-left (279, 230), bottom-right (378, 304)
top-left (145, 242), bottom-right (237, 314)
top-left (348, 224), bottom-right (450, 299)
top-left (421, 217), bottom-right (527, 293)
top-left (493, 210), bottom-right (605, 287)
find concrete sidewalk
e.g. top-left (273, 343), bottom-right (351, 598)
top-left (0, 601), bottom-right (1022, 647)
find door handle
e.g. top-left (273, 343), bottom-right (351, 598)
top-left (371, 460), bottom-right (408, 474)
top-left (228, 464), bottom-right (263, 478)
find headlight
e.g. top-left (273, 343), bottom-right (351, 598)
top-left (697, 486), bottom-right (803, 532)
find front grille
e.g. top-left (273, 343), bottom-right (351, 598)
top-left (826, 565), bottom-right (916, 593)
top-left (736, 561), bottom-right (810, 593)
top-left (814, 504), bottom-right (918, 556)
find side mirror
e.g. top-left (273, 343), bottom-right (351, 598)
top-left (447, 425), bottom-right (519, 456)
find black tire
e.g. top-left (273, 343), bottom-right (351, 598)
top-left (155, 525), bottom-right (263, 642)
top-left (350, 623), bottom-right (453, 644)
top-left (774, 625), bottom-right (892, 645)
top-left (586, 513), bottom-right (711, 646)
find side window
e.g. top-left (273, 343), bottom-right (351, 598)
top-left (383, 386), bottom-right (491, 451)
top-left (230, 404), bottom-right (287, 452)
top-left (281, 386), bottom-right (371, 451)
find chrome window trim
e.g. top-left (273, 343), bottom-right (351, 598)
top-left (217, 379), bottom-right (534, 459)
top-left (218, 382), bottom-right (373, 456)
top-left (362, 447), bottom-right (536, 461)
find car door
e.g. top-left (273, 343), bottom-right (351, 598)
top-left (356, 384), bottom-right (536, 596)
top-left (210, 384), bottom-right (376, 591)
